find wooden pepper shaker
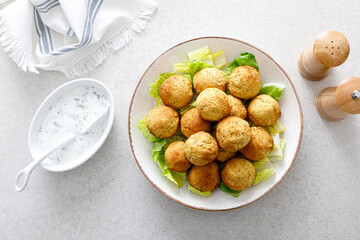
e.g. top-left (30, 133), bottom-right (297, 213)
top-left (315, 77), bottom-right (360, 121)
top-left (298, 31), bottom-right (350, 81)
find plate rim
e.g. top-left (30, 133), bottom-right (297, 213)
top-left (128, 36), bottom-right (304, 211)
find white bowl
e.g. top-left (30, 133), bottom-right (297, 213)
top-left (128, 37), bottom-right (303, 211)
top-left (28, 78), bottom-right (115, 172)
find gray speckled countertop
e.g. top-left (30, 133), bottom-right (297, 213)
top-left (1, 0), bottom-right (359, 239)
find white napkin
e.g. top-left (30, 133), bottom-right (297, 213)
top-left (0, 0), bottom-right (157, 78)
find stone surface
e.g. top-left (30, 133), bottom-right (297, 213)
top-left (0, 0), bottom-right (359, 239)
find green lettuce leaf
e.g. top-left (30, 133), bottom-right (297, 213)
top-left (273, 120), bottom-right (285, 134)
top-left (226, 52), bottom-right (259, 75)
top-left (179, 101), bottom-right (196, 116)
top-left (187, 46), bottom-right (227, 69)
top-left (149, 73), bottom-right (175, 106)
top-left (220, 181), bottom-right (242, 197)
top-left (136, 117), bottom-right (161, 143)
top-left (259, 83), bottom-right (285, 102)
top-left (176, 45), bottom-right (226, 81)
top-left (182, 73), bottom-right (191, 80)
top-left (163, 170), bottom-right (187, 188)
top-left (188, 185), bottom-right (212, 197)
top-left (174, 61), bottom-right (212, 82)
top-left (189, 61), bottom-right (212, 79)
top-left (252, 157), bottom-right (271, 170)
top-left (212, 50), bottom-right (227, 69)
top-left (174, 62), bottom-right (191, 74)
top-left (270, 139), bottom-right (285, 162)
top-left (188, 45), bottom-right (211, 62)
top-left (151, 133), bottom-right (187, 188)
top-left (268, 132), bottom-right (283, 159)
top-left (272, 132), bottom-right (280, 151)
top-left (280, 139), bottom-right (285, 149)
top-left (265, 120), bottom-right (285, 162)
top-left (253, 169), bottom-right (276, 185)
top-left (253, 157), bottom-right (275, 185)
top-left (266, 120), bottom-right (285, 135)
top-left (137, 117), bottom-right (187, 188)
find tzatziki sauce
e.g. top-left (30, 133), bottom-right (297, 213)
top-left (35, 85), bottom-right (108, 165)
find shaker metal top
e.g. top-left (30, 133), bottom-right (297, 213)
top-left (352, 90), bottom-right (360, 99)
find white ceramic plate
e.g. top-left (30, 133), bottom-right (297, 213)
top-left (128, 37), bottom-right (303, 211)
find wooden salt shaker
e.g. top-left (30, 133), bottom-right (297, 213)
top-left (298, 31), bottom-right (350, 81)
top-left (315, 77), bottom-right (360, 121)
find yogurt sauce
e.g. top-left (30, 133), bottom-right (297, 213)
top-left (35, 85), bottom-right (108, 165)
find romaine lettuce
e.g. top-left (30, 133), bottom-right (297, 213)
top-left (220, 181), bottom-right (242, 197)
top-left (268, 132), bottom-right (284, 160)
top-left (212, 50), bottom-right (227, 69)
top-left (188, 61), bottom-right (212, 79)
top-left (173, 62), bottom-right (190, 73)
top-left (180, 101), bottom-right (196, 116)
top-left (149, 73), bottom-right (175, 106)
top-left (151, 134), bottom-right (187, 188)
top-left (266, 120), bottom-right (285, 135)
top-left (188, 46), bottom-right (227, 69)
top-left (280, 139), bottom-right (285, 149)
top-left (226, 52), bottom-right (259, 75)
top-left (253, 169), bottom-right (275, 185)
top-left (163, 170), bottom-right (187, 188)
top-left (252, 157), bottom-right (272, 170)
top-left (137, 118), bottom-right (187, 188)
top-left (174, 61), bottom-right (212, 81)
top-left (182, 73), bottom-right (191, 80)
top-left (272, 132), bottom-right (280, 150)
top-left (188, 185), bottom-right (211, 197)
top-left (253, 157), bottom-right (275, 185)
top-left (188, 46), bottom-right (211, 62)
top-left (269, 139), bottom-right (285, 162)
top-left (259, 83), bottom-right (285, 102)
top-left (265, 120), bottom-right (285, 162)
top-left (136, 117), bottom-right (161, 143)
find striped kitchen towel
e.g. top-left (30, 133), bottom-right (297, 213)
top-left (0, 0), bottom-right (157, 78)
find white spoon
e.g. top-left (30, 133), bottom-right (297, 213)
top-left (15, 102), bottom-right (109, 192)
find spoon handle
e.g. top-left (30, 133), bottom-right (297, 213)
top-left (15, 134), bottom-right (76, 192)
top-left (15, 160), bottom-right (40, 192)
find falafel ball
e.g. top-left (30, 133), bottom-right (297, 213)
top-left (227, 95), bottom-right (247, 120)
top-left (146, 105), bottom-right (179, 138)
top-left (228, 66), bottom-right (262, 99)
top-left (240, 127), bottom-right (274, 161)
top-left (185, 131), bottom-right (219, 166)
top-left (221, 158), bottom-right (256, 191)
top-left (216, 116), bottom-right (251, 152)
top-left (216, 148), bottom-right (237, 162)
top-left (180, 108), bottom-right (212, 138)
top-left (188, 162), bottom-right (220, 192)
top-left (193, 68), bottom-right (227, 94)
top-left (248, 94), bottom-right (281, 126)
top-left (196, 88), bottom-right (230, 122)
top-left (210, 130), bottom-right (237, 162)
top-left (159, 75), bottom-right (193, 109)
top-left (165, 141), bottom-right (192, 172)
